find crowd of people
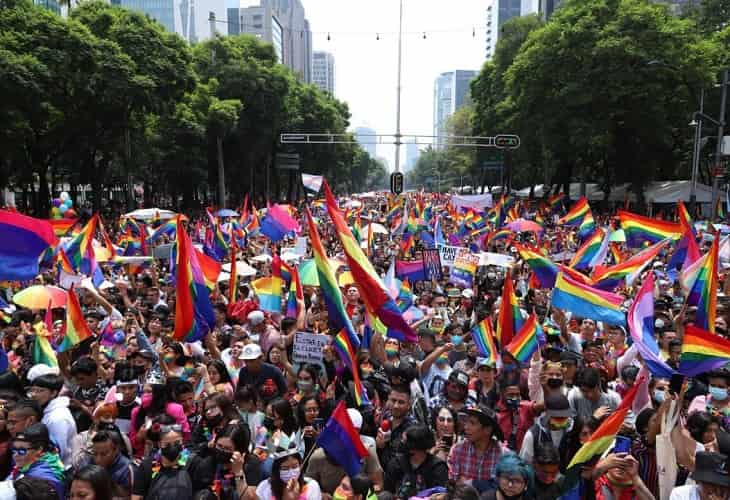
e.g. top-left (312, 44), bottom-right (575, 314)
top-left (0, 189), bottom-right (726, 500)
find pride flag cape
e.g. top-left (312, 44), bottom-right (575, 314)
top-left (552, 272), bottom-right (626, 326)
top-left (567, 377), bottom-right (643, 469)
top-left (681, 234), bottom-right (718, 333)
top-left (617, 210), bottom-right (681, 247)
top-left (306, 209), bottom-right (367, 405)
top-left (592, 239), bottom-right (670, 291)
top-left (505, 313), bottom-right (542, 363)
top-left (260, 204), bottom-right (300, 242)
top-left (558, 197), bottom-right (590, 226)
top-left (316, 401), bottom-right (368, 476)
top-left (58, 286), bottom-right (93, 352)
top-left (569, 228), bottom-right (606, 270)
top-left (496, 276), bottom-right (523, 346)
top-left (0, 210), bottom-right (56, 281)
top-left (516, 244), bottom-right (558, 288)
top-left (324, 182), bottom-right (416, 343)
top-left (251, 277), bottom-right (284, 313)
top-left (470, 317), bottom-right (498, 364)
top-left (173, 217), bottom-right (215, 342)
top-left (627, 273), bottom-right (676, 378)
top-left (679, 324), bottom-right (730, 376)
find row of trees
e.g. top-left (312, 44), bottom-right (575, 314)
top-left (0, 0), bottom-right (386, 214)
top-left (408, 0), bottom-right (730, 201)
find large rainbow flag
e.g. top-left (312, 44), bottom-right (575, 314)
top-left (552, 272), bottom-right (626, 326)
top-left (496, 276), bottom-right (523, 346)
top-left (515, 244), bottom-right (558, 288)
top-left (505, 313), bottom-right (542, 363)
top-left (470, 317), bottom-right (498, 365)
top-left (58, 286), bottom-right (92, 352)
top-left (569, 228), bottom-right (607, 270)
top-left (681, 234), bottom-right (718, 333)
top-left (592, 239), bottom-right (670, 291)
top-left (251, 277), bottom-right (284, 313)
top-left (679, 324), bottom-right (730, 376)
top-left (558, 197), bottom-right (591, 226)
top-left (617, 210), bottom-right (681, 247)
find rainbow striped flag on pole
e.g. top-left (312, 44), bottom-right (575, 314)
top-left (470, 317), bottom-right (498, 365)
top-left (58, 286), bottom-right (92, 352)
top-left (504, 313), bottom-right (542, 362)
top-left (679, 324), bottom-right (730, 376)
top-left (551, 272), bottom-right (626, 326)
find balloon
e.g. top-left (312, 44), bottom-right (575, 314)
top-left (61, 201), bottom-right (71, 210)
top-left (50, 207), bottom-right (61, 218)
top-left (52, 198), bottom-right (61, 208)
top-left (65, 198), bottom-right (73, 207)
top-left (65, 209), bottom-right (77, 218)
top-left (113, 331), bottom-right (126, 344)
top-left (59, 205), bottom-right (68, 215)
top-left (59, 192), bottom-right (69, 202)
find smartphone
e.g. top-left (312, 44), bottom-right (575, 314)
top-left (670, 374), bottom-right (685, 395)
top-left (442, 434), bottom-right (453, 447)
top-left (614, 435), bottom-right (631, 454)
top-left (313, 418), bottom-right (324, 431)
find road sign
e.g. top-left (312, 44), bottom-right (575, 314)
top-left (494, 135), bottom-right (520, 149)
top-left (276, 153), bottom-right (300, 170)
top-left (390, 172), bottom-right (404, 195)
top-left (482, 161), bottom-right (503, 170)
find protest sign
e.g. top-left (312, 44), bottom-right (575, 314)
top-left (438, 245), bottom-right (467, 268)
top-left (478, 252), bottom-right (515, 268)
top-left (422, 249), bottom-right (443, 280)
top-left (292, 332), bottom-right (330, 364)
top-left (450, 250), bottom-right (479, 287)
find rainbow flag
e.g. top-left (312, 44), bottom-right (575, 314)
top-left (487, 228), bottom-right (512, 246)
top-left (352, 216), bottom-right (363, 244)
top-left (306, 209), bottom-right (367, 405)
top-left (64, 215), bottom-right (97, 271)
top-left (679, 324), bottom-right (730, 376)
top-left (592, 239), bottom-right (670, 291)
top-left (609, 243), bottom-right (624, 265)
top-left (245, 206), bottom-right (260, 235)
top-left (618, 210), bottom-right (681, 248)
top-left (567, 377), bottom-right (643, 469)
top-left (577, 211), bottom-right (596, 240)
top-left (668, 214), bottom-right (701, 273)
top-left (470, 317), bottom-right (498, 364)
top-left (678, 200), bottom-right (694, 234)
top-left (316, 400), bottom-right (369, 475)
top-left (552, 272), bottom-right (626, 326)
top-left (548, 192), bottom-right (566, 212)
top-left (49, 218), bottom-right (77, 237)
top-left (396, 278), bottom-right (414, 312)
top-left (496, 276), bottom-right (523, 346)
top-left (228, 242), bottom-right (238, 304)
top-left (569, 228), bottom-right (606, 270)
top-left (191, 248), bottom-right (222, 291)
top-left (681, 234), bottom-right (718, 333)
top-left (147, 219), bottom-right (177, 243)
top-left (400, 233), bottom-right (414, 255)
top-left (324, 182), bottom-right (416, 343)
top-left (173, 216), bottom-right (215, 342)
top-left (58, 286), bottom-right (93, 352)
top-left (260, 204), bottom-right (300, 242)
top-left (286, 267), bottom-right (304, 318)
top-left (0, 211), bottom-right (56, 281)
top-left (251, 277), bottom-right (283, 313)
top-left (32, 324), bottom-right (58, 368)
top-left (516, 244), bottom-right (558, 288)
top-left (558, 197), bottom-right (590, 226)
top-left (505, 313), bottom-right (542, 363)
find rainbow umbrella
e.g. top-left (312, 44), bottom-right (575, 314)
top-left (13, 285), bottom-right (67, 309)
top-left (506, 219), bottom-right (544, 233)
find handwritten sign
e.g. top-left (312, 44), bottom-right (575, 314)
top-left (422, 249), bottom-right (443, 280)
top-left (438, 245), bottom-right (468, 268)
top-left (450, 251), bottom-right (480, 288)
top-left (292, 332), bottom-right (330, 364)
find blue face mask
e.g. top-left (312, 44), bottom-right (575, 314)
top-left (710, 386), bottom-right (729, 401)
top-left (653, 389), bottom-right (665, 403)
top-left (451, 335), bottom-right (463, 346)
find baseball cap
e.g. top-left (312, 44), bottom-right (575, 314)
top-left (461, 289), bottom-right (474, 299)
top-left (545, 393), bottom-right (572, 418)
top-left (247, 311), bottom-right (265, 326)
top-left (239, 344), bottom-right (263, 360)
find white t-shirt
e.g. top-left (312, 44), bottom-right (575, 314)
top-left (421, 364), bottom-right (452, 400)
top-left (669, 485), bottom-right (700, 500)
top-left (255, 477), bottom-right (322, 500)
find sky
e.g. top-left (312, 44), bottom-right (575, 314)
top-left (302, 0), bottom-right (488, 170)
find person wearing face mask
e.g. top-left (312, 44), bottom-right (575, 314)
top-left (428, 369), bottom-right (475, 414)
top-left (496, 373), bottom-right (540, 454)
top-left (689, 370), bottom-right (730, 418)
top-left (190, 394), bottom-right (239, 454)
top-left (332, 474), bottom-right (377, 500)
top-left (255, 447), bottom-right (322, 500)
top-left (293, 365), bottom-right (322, 405)
top-left (470, 358), bottom-right (499, 408)
top-left (532, 443), bottom-right (563, 500)
top-left (481, 453), bottom-right (534, 500)
top-left (383, 425), bottom-right (448, 498)
top-left (131, 424), bottom-right (193, 500)
top-left (234, 385), bottom-right (264, 439)
top-left (519, 394), bottom-right (572, 468)
top-left (186, 423), bottom-right (262, 500)
top-left (649, 378), bottom-right (670, 409)
top-left (297, 397), bottom-right (322, 457)
top-left (419, 341), bottom-right (453, 400)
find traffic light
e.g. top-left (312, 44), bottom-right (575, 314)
top-left (494, 135), bottom-right (520, 149)
top-left (390, 172), bottom-right (404, 195)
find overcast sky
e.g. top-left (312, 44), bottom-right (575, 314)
top-left (302, 0), bottom-right (488, 169)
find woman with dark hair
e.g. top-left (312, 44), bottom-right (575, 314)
top-left (255, 448), bottom-right (322, 499)
top-left (294, 364), bottom-right (322, 403)
top-left (296, 396), bottom-right (322, 457)
top-left (234, 385), bottom-right (264, 438)
top-left (430, 405), bottom-right (458, 461)
top-left (129, 381), bottom-right (190, 458)
top-left (191, 393), bottom-right (240, 452)
top-left (332, 473), bottom-right (375, 500)
top-left (69, 464), bottom-right (115, 500)
top-left (201, 359), bottom-right (234, 399)
top-left (265, 398), bottom-right (298, 436)
top-left (187, 423), bottom-right (263, 500)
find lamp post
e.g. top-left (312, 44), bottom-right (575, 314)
top-left (394, 0), bottom-right (403, 174)
top-left (689, 89), bottom-right (705, 214)
top-left (711, 69), bottom-right (729, 221)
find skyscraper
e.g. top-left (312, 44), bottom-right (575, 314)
top-left (34, 0), bottom-right (60, 15)
top-left (228, 0), bottom-right (312, 82)
top-left (405, 140), bottom-right (420, 172)
top-left (486, 0), bottom-right (539, 60)
top-left (539, 0), bottom-right (562, 20)
top-left (312, 51), bottom-right (335, 95)
top-left (354, 126), bottom-right (377, 158)
top-left (113, 0), bottom-right (225, 42)
top-left (433, 70), bottom-right (477, 149)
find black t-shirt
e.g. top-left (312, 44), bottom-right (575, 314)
top-left (186, 452), bottom-right (262, 500)
top-left (132, 458), bottom-right (193, 500)
top-left (236, 363), bottom-right (287, 400)
top-left (384, 453), bottom-right (449, 499)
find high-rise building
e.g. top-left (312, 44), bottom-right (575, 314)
top-left (312, 51), bottom-right (335, 95)
top-left (652, 0), bottom-right (697, 14)
top-left (354, 126), bottom-right (377, 158)
top-left (539, 0), bottom-right (562, 20)
top-left (113, 0), bottom-right (224, 42)
top-left (35, 0), bottom-right (60, 14)
top-left (228, 0), bottom-right (311, 82)
top-left (405, 140), bottom-right (420, 172)
top-left (486, 0), bottom-right (539, 60)
top-left (433, 70), bottom-right (477, 149)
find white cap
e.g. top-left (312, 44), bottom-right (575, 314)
top-left (26, 364), bottom-right (60, 382)
top-left (347, 408), bottom-right (363, 429)
top-left (461, 289), bottom-right (474, 299)
top-left (239, 344), bottom-right (263, 360)
top-left (247, 310), bottom-right (265, 326)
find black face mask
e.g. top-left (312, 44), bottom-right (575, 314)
top-left (215, 449), bottom-right (233, 464)
top-left (161, 442), bottom-right (183, 462)
top-left (547, 378), bottom-right (564, 389)
top-left (207, 414), bottom-right (224, 428)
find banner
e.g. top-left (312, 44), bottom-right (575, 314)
top-left (438, 244), bottom-right (468, 268)
top-left (422, 249), bottom-right (443, 280)
top-left (478, 252), bottom-right (515, 268)
top-left (450, 251), bottom-right (479, 288)
top-left (293, 332), bottom-right (330, 364)
top-left (451, 194), bottom-right (493, 210)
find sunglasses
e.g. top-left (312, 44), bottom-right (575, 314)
top-left (160, 424), bottom-right (183, 434)
top-left (11, 447), bottom-right (31, 456)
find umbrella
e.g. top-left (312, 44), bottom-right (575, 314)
top-left (13, 285), bottom-right (67, 309)
top-left (364, 223), bottom-right (388, 235)
top-left (221, 261), bottom-right (257, 277)
top-left (609, 229), bottom-right (626, 242)
top-left (506, 219), bottom-right (544, 233)
top-left (123, 208), bottom-right (179, 221)
top-left (338, 271), bottom-right (355, 286)
top-left (217, 209), bottom-right (239, 217)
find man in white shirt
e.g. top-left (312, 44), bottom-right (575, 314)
top-left (670, 451), bottom-right (730, 500)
